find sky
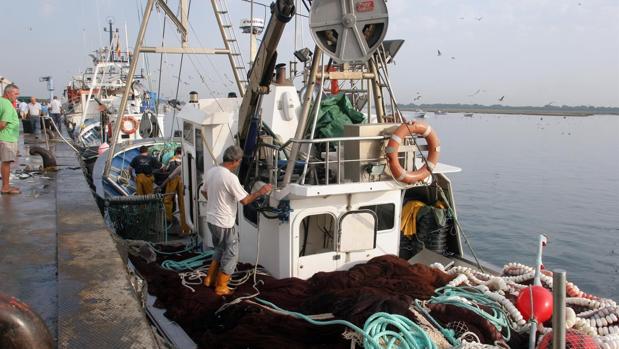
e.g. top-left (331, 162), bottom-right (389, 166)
top-left (1, 0), bottom-right (618, 107)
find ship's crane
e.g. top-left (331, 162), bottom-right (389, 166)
top-left (237, 0), bottom-right (296, 144)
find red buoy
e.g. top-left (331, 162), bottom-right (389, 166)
top-left (516, 285), bottom-right (553, 322)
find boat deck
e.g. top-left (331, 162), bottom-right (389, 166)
top-left (0, 131), bottom-right (158, 348)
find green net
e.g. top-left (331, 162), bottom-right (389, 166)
top-left (104, 194), bottom-right (167, 242)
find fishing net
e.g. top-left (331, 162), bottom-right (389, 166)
top-left (104, 194), bottom-right (167, 242)
top-left (537, 329), bottom-right (599, 349)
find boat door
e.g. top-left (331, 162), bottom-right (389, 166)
top-left (336, 210), bottom-right (378, 269)
top-left (294, 210), bottom-right (339, 279)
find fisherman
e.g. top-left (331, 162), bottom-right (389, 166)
top-left (0, 84), bottom-right (21, 195)
top-left (48, 96), bottom-right (63, 135)
top-left (159, 147), bottom-right (190, 235)
top-left (128, 145), bottom-right (161, 195)
top-left (201, 145), bottom-right (272, 296)
top-left (27, 97), bottom-right (42, 133)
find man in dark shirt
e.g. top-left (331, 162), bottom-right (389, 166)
top-left (128, 145), bottom-right (161, 195)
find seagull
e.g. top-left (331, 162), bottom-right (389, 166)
top-left (451, 56), bottom-right (456, 60)
top-left (468, 89), bottom-right (481, 97)
top-left (475, 17), bottom-right (483, 21)
top-left (437, 49), bottom-right (442, 56)
top-left (414, 95), bottom-right (422, 101)
top-left (498, 96), bottom-right (505, 102)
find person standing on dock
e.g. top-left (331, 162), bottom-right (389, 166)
top-left (201, 145), bottom-right (272, 296)
top-left (128, 145), bottom-right (161, 195)
top-left (18, 100), bottom-right (28, 119)
top-left (27, 97), bottom-right (42, 133)
top-left (48, 96), bottom-right (63, 135)
top-left (0, 84), bottom-right (21, 195)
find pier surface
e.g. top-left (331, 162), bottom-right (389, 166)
top-left (0, 132), bottom-right (157, 348)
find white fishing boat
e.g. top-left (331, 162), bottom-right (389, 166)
top-left (87, 1), bottom-right (619, 348)
top-left (64, 23), bottom-right (168, 153)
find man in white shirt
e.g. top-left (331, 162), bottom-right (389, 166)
top-left (18, 100), bottom-right (28, 119)
top-left (49, 96), bottom-right (63, 134)
top-left (27, 97), bottom-right (42, 133)
top-left (200, 145), bottom-right (272, 296)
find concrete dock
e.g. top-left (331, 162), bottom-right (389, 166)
top-left (0, 131), bottom-right (158, 348)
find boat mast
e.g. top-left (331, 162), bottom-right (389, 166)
top-left (103, 0), bottom-right (236, 178)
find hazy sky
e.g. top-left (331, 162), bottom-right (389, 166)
top-left (1, 0), bottom-right (618, 107)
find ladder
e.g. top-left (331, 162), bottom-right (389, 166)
top-left (211, 0), bottom-right (248, 96)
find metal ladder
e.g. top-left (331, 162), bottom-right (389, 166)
top-left (211, 0), bottom-right (248, 96)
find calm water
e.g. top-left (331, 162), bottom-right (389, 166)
top-left (403, 112), bottom-right (619, 300)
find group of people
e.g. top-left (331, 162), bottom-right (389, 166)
top-left (4, 81), bottom-right (271, 298)
top-left (17, 96), bottom-right (63, 136)
top-left (0, 84), bottom-right (66, 195)
top-left (128, 145), bottom-right (190, 235)
top-left (128, 144), bottom-right (273, 297)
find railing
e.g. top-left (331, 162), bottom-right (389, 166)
top-left (254, 135), bottom-right (420, 188)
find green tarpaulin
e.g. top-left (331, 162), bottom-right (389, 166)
top-left (314, 94), bottom-right (366, 138)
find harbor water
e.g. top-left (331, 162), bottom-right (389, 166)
top-left (404, 112), bottom-right (619, 300)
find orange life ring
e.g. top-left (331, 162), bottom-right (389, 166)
top-left (120, 115), bottom-right (138, 135)
top-left (386, 121), bottom-right (440, 184)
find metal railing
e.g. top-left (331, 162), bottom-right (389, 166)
top-left (254, 135), bottom-right (420, 187)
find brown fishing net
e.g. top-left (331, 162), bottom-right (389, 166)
top-left (130, 252), bottom-right (460, 348)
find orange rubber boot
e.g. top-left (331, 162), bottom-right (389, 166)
top-left (203, 260), bottom-right (220, 288)
top-left (214, 272), bottom-right (232, 296)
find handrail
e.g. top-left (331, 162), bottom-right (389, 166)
top-left (254, 134), bottom-right (419, 186)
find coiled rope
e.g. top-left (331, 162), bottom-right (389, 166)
top-left (429, 286), bottom-right (512, 341)
top-left (254, 298), bottom-right (438, 349)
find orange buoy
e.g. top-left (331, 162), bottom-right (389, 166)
top-left (385, 121), bottom-right (440, 184)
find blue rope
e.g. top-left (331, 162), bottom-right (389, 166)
top-left (254, 298), bottom-right (437, 349)
top-left (429, 286), bottom-right (512, 341)
top-left (161, 251), bottom-right (213, 271)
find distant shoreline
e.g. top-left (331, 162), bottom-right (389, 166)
top-left (399, 107), bottom-right (619, 117)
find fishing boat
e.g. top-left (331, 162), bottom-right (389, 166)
top-left (90, 0), bottom-right (619, 348)
top-left (463, 112), bottom-right (474, 117)
top-left (411, 109), bottom-right (426, 118)
top-left (64, 22), bottom-right (169, 169)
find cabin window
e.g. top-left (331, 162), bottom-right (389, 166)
top-left (299, 214), bottom-right (336, 257)
top-left (183, 122), bottom-right (193, 144)
top-left (195, 128), bottom-right (204, 180)
top-left (359, 203), bottom-right (395, 231)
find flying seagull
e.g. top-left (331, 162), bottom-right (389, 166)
top-left (451, 56), bottom-right (456, 60)
top-left (475, 17), bottom-right (483, 21)
top-left (468, 89), bottom-right (481, 97)
top-left (498, 96), bottom-right (505, 102)
top-left (437, 49), bottom-right (442, 56)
